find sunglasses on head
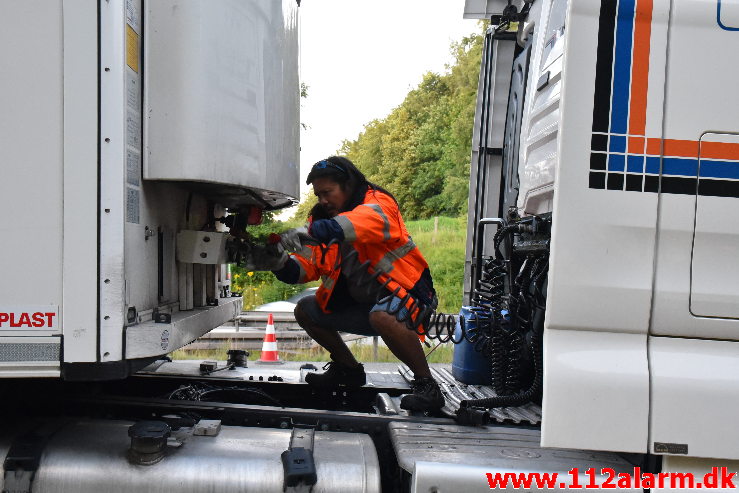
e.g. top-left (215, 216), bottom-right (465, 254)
top-left (313, 159), bottom-right (347, 174)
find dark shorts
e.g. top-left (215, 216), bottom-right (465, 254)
top-left (295, 295), bottom-right (410, 336)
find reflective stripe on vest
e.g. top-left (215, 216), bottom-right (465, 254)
top-left (334, 215), bottom-right (357, 242)
top-left (375, 239), bottom-right (416, 273)
top-left (360, 204), bottom-right (391, 241)
top-left (322, 276), bottom-right (336, 291)
top-left (292, 255), bottom-right (308, 283)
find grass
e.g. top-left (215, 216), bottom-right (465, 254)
top-left (405, 216), bottom-right (467, 313)
top-left (171, 339), bottom-right (455, 364)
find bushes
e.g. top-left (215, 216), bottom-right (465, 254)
top-left (339, 26), bottom-right (486, 219)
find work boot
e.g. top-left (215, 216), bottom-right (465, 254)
top-left (304, 360), bottom-right (366, 388)
top-left (400, 377), bottom-right (445, 412)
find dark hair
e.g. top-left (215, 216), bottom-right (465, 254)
top-left (306, 156), bottom-right (396, 213)
top-left (308, 202), bottom-right (333, 221)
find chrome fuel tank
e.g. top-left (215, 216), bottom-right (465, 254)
top-left (0, 420), bottom-right (380, 493)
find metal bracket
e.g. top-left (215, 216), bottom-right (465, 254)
top-left (480, 146), bottom-right (503, 156)
top-left (281, 425), bottom-right (317, 493)
top-left (455, 406), bottom-right (491, 426)
top-left (537, 71), bottom-right (551, 92)
top-left (472, 218), bottom-right (505, 297)
top-left (153, 310), bottom-right (172, 324)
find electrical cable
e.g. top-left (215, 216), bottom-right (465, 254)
top-left (463, 217), bottom-right (550, 408)
top-left (166, 382), bottom-right (283, 407)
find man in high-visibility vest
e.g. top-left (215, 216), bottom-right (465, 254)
top-left (249, 156), bottom-right (444, 413)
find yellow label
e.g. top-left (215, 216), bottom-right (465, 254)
top-left (126, 24), bottom-right (139, 73)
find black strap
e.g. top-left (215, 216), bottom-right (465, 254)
top-left (3, 422), bottom-right (64, 493)
top-left (281, 425), bottom-right (317, 493)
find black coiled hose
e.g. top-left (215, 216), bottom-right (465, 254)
top-left (460, 219), bottom-right (549, 409)
top-left (460, 317), bottom-right (543, 409)
top-left (503, 329), bottom-right (523, 395)
top-left (490, 321), bottom-right (508, 395)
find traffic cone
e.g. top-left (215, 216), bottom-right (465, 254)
top-left (257, 313), bottom-right (283, 364)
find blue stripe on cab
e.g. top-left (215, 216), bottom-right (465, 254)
top-left (646, 156), bottom-right (661, 174)
top-left (662, 158), bottom-right (698, 177)
top-left (627, 155), bottom-right (644, 173)
top-left (610, 0), bottom-right (636, 135)
top-left (609, 135), bottom-right (626, 153)
top-left (608, 153), bottom-right (626, 172)
top-left (700, 160), bottom-right (739, 180)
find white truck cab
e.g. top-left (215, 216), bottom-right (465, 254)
top-left (464, 0), bottom-right (739, 481)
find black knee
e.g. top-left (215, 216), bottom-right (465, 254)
top-left (294, 296), bottom-right (317, 329)
top-left (368, 310), bottom-right (384, 327)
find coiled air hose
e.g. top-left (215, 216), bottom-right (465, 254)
top-left (460, 319), bottom-right (543, 409)
top-left (463, 219), bottom-right (549, 408)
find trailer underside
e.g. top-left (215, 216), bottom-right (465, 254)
top-left (1, 361), bottom-right (645, 492)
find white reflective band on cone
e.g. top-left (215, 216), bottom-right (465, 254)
top-left (261, 342), bottom-right (278, 352)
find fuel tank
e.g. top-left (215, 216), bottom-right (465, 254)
top-left (0, 420), bottom-right (380, 493)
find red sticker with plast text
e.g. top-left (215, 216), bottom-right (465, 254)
top-left (0, 307), bottom-right (59, 331)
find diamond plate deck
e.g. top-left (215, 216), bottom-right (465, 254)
top-left (399, 364), bottom-right (542, 425)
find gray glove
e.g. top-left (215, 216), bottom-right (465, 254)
top-left (279, 226), bottom-right (316, 252)
top-left (241, 244), bottom-right (288, 271)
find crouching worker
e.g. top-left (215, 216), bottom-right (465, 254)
top-left (249, 156), bottom-right (444, 413)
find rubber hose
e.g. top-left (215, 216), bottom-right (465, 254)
top-left (461, 321), bottom-right (543, 409)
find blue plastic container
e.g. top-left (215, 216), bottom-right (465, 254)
top-left (451, 306), bottom-right (493, 385)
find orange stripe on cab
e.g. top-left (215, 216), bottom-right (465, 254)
top-left (628, 136), bottom-right (645, 154)
top-left (646, 138), bottom-right (662, 155)
top-left (663, 139), bottom-right (699, 158)
top-left (628, 0), bottom-right (654, 137)
top-left (700, 141), bottom-right (739, 161)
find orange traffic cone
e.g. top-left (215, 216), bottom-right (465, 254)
top-left (257, 313), bottom-right (282, 364)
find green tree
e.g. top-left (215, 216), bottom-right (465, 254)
top-left (336, 23), bottom-right (485, 219)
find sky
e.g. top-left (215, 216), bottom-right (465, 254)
top-left (287, 0), bottom-right (479, 214)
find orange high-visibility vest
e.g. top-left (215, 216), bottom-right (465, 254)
top-left (290, 189), bottom-right (433, 318)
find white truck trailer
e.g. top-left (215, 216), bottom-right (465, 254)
top-left (1, 0), bottom-right (738, 492)
top-left (0, 0), bottom-right (299, 379)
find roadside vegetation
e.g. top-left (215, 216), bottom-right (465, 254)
top-left (172, 339), bottom-right (454, 365)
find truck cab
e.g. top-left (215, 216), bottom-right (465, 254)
top-left (465, 0), bottom-right (739, 477)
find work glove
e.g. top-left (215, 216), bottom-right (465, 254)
top-left (241, 244), bottom-right (288, 271)
top-left (279, 226), bottom-right (316, 252)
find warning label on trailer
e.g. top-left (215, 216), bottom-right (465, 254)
top-left (127, 149), bottom-right (140, 186)
top-left (0, 307), bottom-right (59, 331)
top-left (126, 24), bottom-right (139, 73)
top-left (127, 187), bottom-right (140, 224)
